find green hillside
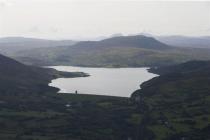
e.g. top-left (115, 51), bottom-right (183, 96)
top-left (132, 61), bottom-right (210, 139)
top-left (13, 35), bottom-right (210, 67)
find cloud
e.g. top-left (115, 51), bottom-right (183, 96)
top-left (27, 26), bottom-right (61, 35)
top-left (49, 27), bottom-right (60, 33)
top-left (0, 0), bottom-right (14, 8)
top-left (27, 26), bottom-right (41, 33)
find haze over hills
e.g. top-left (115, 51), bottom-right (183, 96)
top-left (0, 37), bottom-right (76, 55)
top-left (106, 33), bottom-right (210, 49)
top-left (78, 34), bottom-right (210, 49)
top-left (1, 34), bottom-right (210, 57)
top-left (156, 35), bottom-right (210, 48)
top-left (11, 35), bottom-right (210, 67)
top-left (93, 35), bottom-right (170, 50)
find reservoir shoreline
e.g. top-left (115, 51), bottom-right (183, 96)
top-left (48, 66), bottom-right (158, 97)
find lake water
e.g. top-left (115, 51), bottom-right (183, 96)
top-left (49, 66), bottom-right (157, 97)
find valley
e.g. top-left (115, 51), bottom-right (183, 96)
top-left (0, 52), bottom-right (209, 139)
top-left (1, 1), bottom-right (210, 139)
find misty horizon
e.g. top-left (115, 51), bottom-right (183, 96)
top-left (0, 0), bottom-right (210, 40)
top-left (1, 32), bottom-right (210, 41)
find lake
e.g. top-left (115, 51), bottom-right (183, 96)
top-left (49, 66), bottom-right (158, 97)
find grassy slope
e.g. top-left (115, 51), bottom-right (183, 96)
top-left (0, 92), bottom-right (143, 140)
top-left (131, 61), bottom-right (210, 140)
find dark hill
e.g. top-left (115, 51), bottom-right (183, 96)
top-left (131, 61), bottom-right (210, 139)
top-left (75, 35), bottom-right (170, 50)
top-left (149, 60), bottom-right (210, 75)
top-left (0, 54), bottom-right (87, 94)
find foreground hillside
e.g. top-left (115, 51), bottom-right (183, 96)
top-left (0, 54), bottom-right (210, 140)
top-left (132, 60), bottom-right (210, 139)
top-left (13, 35), bottom-right (210, 67)
top-left (0, 54), bottom-right (140, 140)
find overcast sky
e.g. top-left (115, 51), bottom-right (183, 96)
top-left (0, 0), bottom-right (210, 39)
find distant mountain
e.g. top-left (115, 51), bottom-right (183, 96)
top-left (109, 33), bottom-right (124, 38)
top-left (12, 35), bottom-right (210, 67)
top-left (132, 60), bottom-right (210, 139)
top-left (156, 35), bottom-right (210, 48)
top-left (0, 53), bottom-right (87, 94)
top-left (96, 35), bottom-right (170, 50)
top-left (0, 37), bottom-right (77, 55)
